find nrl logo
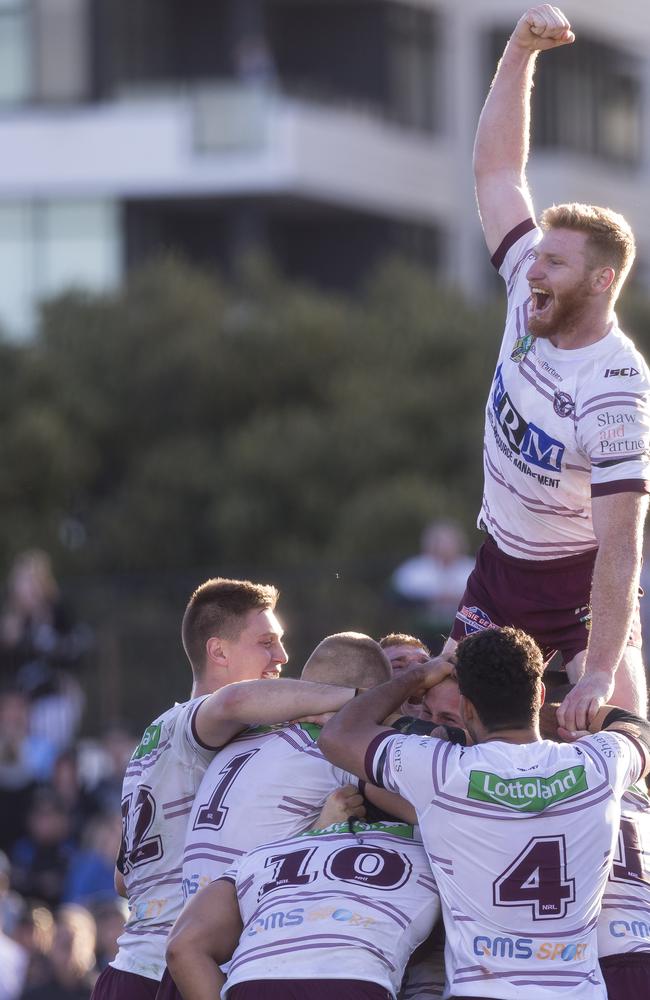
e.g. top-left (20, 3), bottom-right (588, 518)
top-left (511, 334), bottom-right (534, 363)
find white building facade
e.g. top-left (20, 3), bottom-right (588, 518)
top-left (0, 0), bottom-right (648, 334)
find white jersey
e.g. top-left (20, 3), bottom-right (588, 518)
top-left (182, 722), bottom-right (358, 899)
top-left (220, 820), bottom-right (439, 997)
top-left (366, 728), bottom-right (644, 998)
top-left (482, 220), bottom-right (650, 559)
top-left (598, 783), bottom-right (650, 957)
top-left (112, 697), bottom-right (216, 980)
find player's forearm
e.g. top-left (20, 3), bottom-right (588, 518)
top-left (319, 668), bottom-right (427, 776)
top-left (583, 543), bottom-right (640, 679)
top-left (224, 677), bottom-right (356, 723)
top-left (197, 678), bottom-right (355, 746)
top-left (165, 952), bottom-right (225, 1000)
top-left (473, 39), bottom-right (537, 180)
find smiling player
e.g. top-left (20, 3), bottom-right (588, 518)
top-left (443, 4), bottom-right (650, 734)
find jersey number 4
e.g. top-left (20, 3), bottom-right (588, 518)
top-left (611, 817), bottom-right (649, 885)
top-left (493, 835), bottom-right (575, 920)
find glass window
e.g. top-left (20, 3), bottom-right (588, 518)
top-left (0, 200), bottom-right (120, 337)
top-left (387, 4), bottom-right (439, 133)
top-left (0, 3), bottom-right (30, 103)
top-left (0, 202), bottom-right (34, 335)
top-left (38, 201), bottom-right (121, 298)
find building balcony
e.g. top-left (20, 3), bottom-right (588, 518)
top-left (0, 84), bottom-right (452, 223)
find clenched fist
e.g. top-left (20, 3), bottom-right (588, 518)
top-left (512, 5), bottom-right (575, 51)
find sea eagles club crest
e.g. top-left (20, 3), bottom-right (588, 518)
top-left (511, 333), bottom-right (534, 362)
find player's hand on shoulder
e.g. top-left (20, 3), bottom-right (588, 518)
top-left (556, 670), bottom-right (614, 733)
top-left (512, 5), bottom-right (574, 52)
top-left (314, 785), bottom-right (365, 829)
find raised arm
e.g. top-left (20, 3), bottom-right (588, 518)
top-left (318, 658), bottom-right (454, 779)
top-left (194, 677), bottom-right (356, 749)
top-left (557, 491), bottom-right (648, 731)
top-left (474, 5), bottom-right (574, 256)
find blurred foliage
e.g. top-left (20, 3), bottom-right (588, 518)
top-left (3, 255), bottom-right (648, 726)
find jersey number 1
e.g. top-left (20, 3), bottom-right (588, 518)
top-left (193, 749), bottom-right (260, 832)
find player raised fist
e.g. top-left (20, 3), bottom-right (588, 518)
top-left (512, 5), bottom-right (574, 51)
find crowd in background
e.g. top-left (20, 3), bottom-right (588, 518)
top-left (0, 549), bottom-right (136, 1000)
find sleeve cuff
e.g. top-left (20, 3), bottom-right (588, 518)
top-left (491, 218), bottom-right (537, 271)
top-left (363, 729), bottom-right (396, 786)
top-left (591, 479), bottom-right (650, 498)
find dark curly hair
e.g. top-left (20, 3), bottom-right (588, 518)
top-left (455, 627), bottom-right (544, 730)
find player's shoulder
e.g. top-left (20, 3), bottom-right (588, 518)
top-left (467, 737), bottom-right (581, 770)
top-left (128, 701), bottom-right (183, 760)
top-left (576, 729), bottom-right (645, 783)
top-left (492, 218), bottom-right (540, 278)
top-left (591, 326), bottom-right (650, 388)
top-left (621, 782), bottom-right (650, 813)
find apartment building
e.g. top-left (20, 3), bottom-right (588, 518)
top-left (0, 0), bottom-right (648, 334)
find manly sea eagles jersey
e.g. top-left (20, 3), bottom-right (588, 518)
top-left (482, 219), bottom-right (650, 559)
top-left (365, 728), bottom-right (645, 998)
top-left (182, 723), bottom-right (358, 900)
top-left (598, 783), bottom-right (650, 958)
top-left (220, 821), bottom-right (439, 998)
top-left (112, 697), bottom-right (217, 981)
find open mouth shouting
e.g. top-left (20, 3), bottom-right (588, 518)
top-left (530, 286), bottom-right (553, 318)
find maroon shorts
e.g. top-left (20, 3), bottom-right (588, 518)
top-left (450, 536), bottom-right (642, 665)
top-left (154, 968), bottom-right (182, 1000)
top-left (600, 951), bottom-right (650, 999)
top-left (228, 981), bottom-right (391, 1000)
top-left (91, 966), bottom-right (160, 1000)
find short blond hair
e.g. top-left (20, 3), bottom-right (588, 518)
top-left (301, 632), bottom-right (392, 689)
top-left (540, 202), bottom-right (635, 297)
top-left (379, 632), bottom-right (430, 655)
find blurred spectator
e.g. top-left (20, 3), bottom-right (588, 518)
top-left (390, 520), bottom-right (474, 650)
top-left (0, 690), bottom-right (55, 853)
top-left (90, 898), bottom-right (127, 972)
top-left (0, 917), bottom-right (27, 1000)
top-left (9, 902), bottom-right (54, 992)
top-left (0, 550), bottom-right (92, 751)
top-left (0, 850), bottom-right (29, 999)
top-left (85, 725), bottom-right (136, 817)
top-left (62, 812), bottom-right (122, 907)
top-left (0, 850), bottom-right (23, 937)
top-left (11, 791), bottom-right (75, 909)
top-left (49, 750), bottom-right (96, 843)
top-left (19, 904), bottom-right (97, 1000)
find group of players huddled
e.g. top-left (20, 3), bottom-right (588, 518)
top-left (88, 575), bottom-right (650, 1000)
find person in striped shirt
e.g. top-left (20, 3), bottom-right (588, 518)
top-left (319, 626), bottom-right (650, 1000)
top-left (167, 817), bottom-right (440, 1000)
top-left (91, 578), bottom-right (368, 1000)
top-left (444, 4), bottom-right (650, 735)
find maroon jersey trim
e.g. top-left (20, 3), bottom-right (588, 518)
top-left (591, 479), bottom-right (650, 498)
top-left (491, 217), bottom-right (537, 271)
